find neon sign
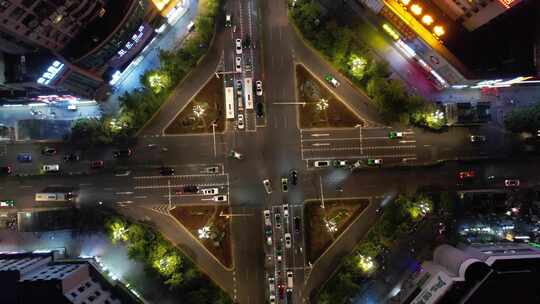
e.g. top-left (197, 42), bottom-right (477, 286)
top-left (498, 0), bottom-right (517, 9)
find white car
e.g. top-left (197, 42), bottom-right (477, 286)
top-left (237, 114), bottom-right (245, 130)
top-left (266, 236), bottom-right (272, 246)
top-left (235, 38), bottom-right (242, 55)
top-left (235, 56), bottom-right (242, 72)
top-left (269, 295), bottom-right (276, 304)
top-left (42, 164), bottom-right (59, 172)
top-left (212, 195), bottom-right (227, 202)
top-left (314, 160), bottom-right (330, 167)
top-left (268, 277), bottom-right (275, 293)
top-left (284, 233), bottom-right (292, 248)
top-left (256, 80), bottom-right (263, 96)
top-left (199, 188), bottom-right (219, 195)
top-left (283, 204), bottom-right (289, 218)
top-left (263, 209), bottom-right (271, 226)
top-left (263, 179), bottom-right (272, 194)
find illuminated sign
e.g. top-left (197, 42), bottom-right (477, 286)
top-left (37, 60), bottom-right (64, 85)
top-left (498, 0), bottom-right (517, 9)
top-left (151, 0), bottom-right (171, 11)
top-left (117, 25), bottom-right (146, 58)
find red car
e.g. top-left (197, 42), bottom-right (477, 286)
top-left (0, 166), bottom-right (12, 175)
top-left (90, 160), bottom-right (104, 169)
top-left (458, 170), bottom-right (475, 179)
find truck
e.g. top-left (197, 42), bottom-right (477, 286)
top-left (225, 86), bottom-right (235, 119)
top-left (35, 192), bottom-right (73, 202)
top-left (244, 77), bottom-right (253, 109)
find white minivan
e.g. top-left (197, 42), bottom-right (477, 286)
top-left (286, 271), bottom-right (293, 289)
top-left (314, 160), bottom-right (330, 167)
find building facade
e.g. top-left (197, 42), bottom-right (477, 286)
top-left (0, 0), bottom-right (169, 99)
top-left (392, 243), bottom-right (540, 304)
top-left (0, 251), bottom-right (141, 304)
top-left (0, 0), bottom-right (108, 54)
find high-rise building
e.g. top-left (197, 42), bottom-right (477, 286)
top-left (431, 0), bottom-right (523, 31)
top-left (0, 251), bottom-right (141, 304)
top-left (392, 243), bottom-right (540, 304)
top-left (0, 0), bottom-right (162, 99)
top-left (0, 0), bottom-right (108, 54)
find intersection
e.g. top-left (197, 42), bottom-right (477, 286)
top-left (0, 0), bottom-right (533, 304)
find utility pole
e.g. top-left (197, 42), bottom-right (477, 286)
top-left (319, 176), bottom-right (325, 209)
top-left (355, 124), bottom-right (363, 155)
top-left (168, 179), bottom-right (172, 210)
top-left (212, 123), bottom-right (217, 158)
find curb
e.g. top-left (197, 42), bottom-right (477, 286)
top-left (147, 205), bottom-right (235, 271)
top-left (136, 9), bottom-right (222, 137)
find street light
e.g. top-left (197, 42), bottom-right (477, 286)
top-left (355, 124), bottom-right (363, 155)
top-left (211, 123), bottom-right (217, 158)
top-left (422, 15), bottom-right (434, 26)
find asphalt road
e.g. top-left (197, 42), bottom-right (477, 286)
top-left (1, 1), bottom-right (539, 304)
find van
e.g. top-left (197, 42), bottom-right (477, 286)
top-left (187, 21), bottom-right (195, 32)
top-left (314, 160), bottom-right (330, 167)
top-left (286, 271), bottom-right (293, 289)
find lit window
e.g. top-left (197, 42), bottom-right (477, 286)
top-left (400, 0), bottom-right (411, 5)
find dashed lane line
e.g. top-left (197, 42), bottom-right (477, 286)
top-left (303, 145), bottom-right (417, 152)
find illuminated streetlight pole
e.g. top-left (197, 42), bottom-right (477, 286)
top-left (319, 176), bottom-right (325, 209)
top-left (212, 123), bottom-right (217, 158)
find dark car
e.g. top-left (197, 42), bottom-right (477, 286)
top-left (160, 167), bottom-right (175, 176)
top-left (90, 160), bottom-right (104, 169)
top-left (113, 149), bottom-right (132, 158)
top-left (17, 153), bottom-right (32, 162)
top-left (289, 170), bottom-right (298, 186)
top-left (256, 102), bottom-right (264, 117)
top-left (183, 185), bottom-right (199, 193)
top-left (41, 147), bottom-right (57, 155)
top-left (294, 216), bottom-right (301, 234)
top-left (63, 153), bottom-right (80, 161)
top-left (0, 166), bottom-right (12, 175)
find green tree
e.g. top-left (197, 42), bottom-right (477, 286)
top-left (504, 101), bottom-right (540, 133)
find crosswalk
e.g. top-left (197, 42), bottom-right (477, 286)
top-left (134, 173), bottom-right (229, 190)
top-left (300, 127), bottom-right (418, 165)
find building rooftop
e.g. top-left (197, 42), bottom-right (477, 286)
top-left (432, 0), bottom-right (537, 79)
top-left (61, 0), bottom-right (134, 62)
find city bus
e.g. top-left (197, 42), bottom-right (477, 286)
top-left (225, 86), bottom-right (235, 119)
top-left (244, 77), bottom-right (253, 109)
top-left (35, 192), bottom-right (73, 202)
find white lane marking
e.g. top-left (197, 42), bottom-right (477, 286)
top-left (134, 196), bottom-right (148, 199)
top-left (303, 145), bottom-right (417, 152)
top-left (311, 133), bottom-right (329, 137)
top-left (134, 173), bottom-right (228, 180)
top-left (116, 192), bottom-right (133, 195)
top-left (312, 143), bottom-right (331, 147)
top-left (402, 157), bottom-right (417, 162)
top-left (302, 137), bottom-right (359, 142)
top-left (303, 154), bottom-right (417, 160)
top-left (134, 182), bottom-right (227, 190)
top-left (399, 140), bottom-right (417, 143)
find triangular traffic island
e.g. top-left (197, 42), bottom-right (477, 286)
top-left (170, 205), bottom-right (232, 268)
top-left (296, 65), bottom-right (364, 129)
top-left (304, 198), bottom-right (369, 264)
top-left (164, 76), bottom-right (225, 134)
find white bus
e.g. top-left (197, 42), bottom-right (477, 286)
top-left (244, 77), bottom-right (253, 109)
top-left (35, 192), bottom-right (73, 202)
top-left (225, 86), bottom-right (235, 119)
